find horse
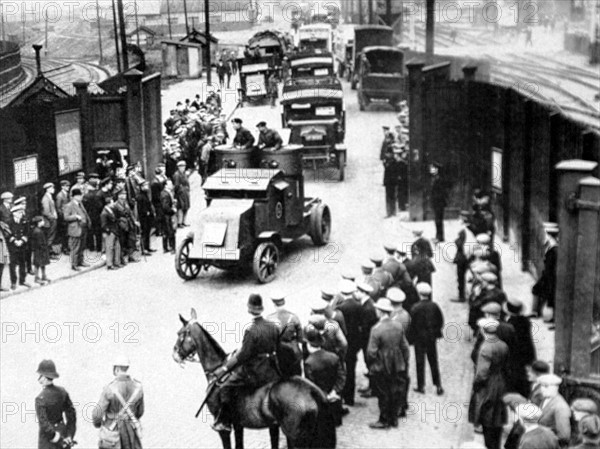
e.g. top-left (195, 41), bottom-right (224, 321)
top-left (172, 308), bottom-right (335, 449)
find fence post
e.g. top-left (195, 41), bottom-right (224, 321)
top-left (554, 160), bottom-right (598, 376)
top-left (406, 60), bottom-right (425, 221)
top-left (570, 176), bottom-right (600, 378)
top-left (124, 69), bottom-right (147, 175)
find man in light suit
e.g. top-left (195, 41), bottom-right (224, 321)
top-left (40, 183), bottom-right (58, 258)
top-left (63, 188), bottom-right (91, 271)
top-left (538, 373), bottom-right (571, 447)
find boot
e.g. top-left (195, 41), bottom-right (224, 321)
top-left (211, 405), bottom-right (232, 432)
top-left (35, 276), bottom-right (44, 285)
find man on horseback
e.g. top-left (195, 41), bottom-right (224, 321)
top-left (212, 294), bottom-right (281, 432)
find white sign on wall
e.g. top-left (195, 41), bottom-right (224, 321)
top-left (14, 155), bottom-right (39, 187)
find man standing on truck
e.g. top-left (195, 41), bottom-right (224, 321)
top-left (257, 122), bottom-right (283, 151)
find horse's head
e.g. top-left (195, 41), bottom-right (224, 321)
top-left (172, 308), bottom-right (227, 374)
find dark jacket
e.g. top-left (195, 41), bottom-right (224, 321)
top-left (32, 227), bottom-right (50, 267)
top-left (454, 228), bottom-right (468, 265)
top-left (113, 200), bottom-right (134, 233)
top-left (411, 237), bottom-right (433, 259)
top-left (532, 244), bottom-right (557, 308)
top-left (468, 337), bottom-right (509, 428)
top-left (160, 189), bottom-right (176, 217)
top-left (408, 300), bottom-right (444, 345)
top-left (430, 175), bottom-right (447, 211)
top-left (304, 348), bottom-right (346, 394)
top-left (258, 129), bottom-right (283, 150)
top-left (225, 316), bottom-right (280, 387)
top-left (367, 317), bottom-right (410, 375)
top-left (233, 127), bottom-right (255, 149)
top-left (518, 426), bottom-right (559, 449)
top-left (267, 308), bottom-right (303, 377)
top-left (92, 374), bottom-right (144, 449)
top-left (8, 217), bottom-right (28, 252)
top-left (173, 170), bottom-right (190, 211)
top-left (471, 321), bottom-right (516, 365)
top-left (136, 191), bottom-right (154, 223)
top-left (336, 296), bottom-right (364, 348)
top-left (383, 157), bottom-right (402, 186)
top-left (82, 190), bottom-right (103, 227)
top-left (35, 384), bottom-right (76, 449)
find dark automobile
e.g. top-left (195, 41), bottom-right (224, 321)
top-left (281, 77), bottom-right (346, 181)
top-left (357, 46), bottom-right (405, 111)
top-left (175, 146), bottom-right (331, 284)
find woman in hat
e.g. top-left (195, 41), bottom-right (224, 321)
top-left (31, 216), bottom-right (51, 285)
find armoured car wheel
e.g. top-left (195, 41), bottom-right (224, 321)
top-left (253, 242), bottom-right (279, 284)
top-left (310, 204), bottom-right (331, 246)
top-left (338, 152), bottom-right (345, 181)
top-left (175, 238), bottom-right (201, 280)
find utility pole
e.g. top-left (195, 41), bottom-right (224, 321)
top-left (368, 0), bottom-right (373, 24)
top-left (44, 13), bottom-right (48, 55)
top-left (358, 0), bottom-right (363, 24)
top-left (166, 0), bottom-right (172, 39)
top-left (96, 0), bottom-right (104, 64)
top-left (205, 0), bottom-right (211, 83)
top-left (117, 0), bottom-right (128, 70)
top-left (183, 0), bottom-right (190, 36)
top-left (134, 0), bottom-right (139, 45)
top-left (426, 0), bottom-right (435, 63)
top-left (111, 0), bottom-right (121, 72)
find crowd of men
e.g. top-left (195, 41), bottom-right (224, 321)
top-left (209, 231), bottom-right (447, 433)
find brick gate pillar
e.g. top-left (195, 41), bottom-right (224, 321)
top-left (554, 160), bottom-right (598, 375)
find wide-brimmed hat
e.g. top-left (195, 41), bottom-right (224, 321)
top-left (247, 294), bottom-right (264, 314)
top-left (37, 359), bottom-right (59, 379)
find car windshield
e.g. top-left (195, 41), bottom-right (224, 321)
top-left (364, 50), bottom-right (403, 74)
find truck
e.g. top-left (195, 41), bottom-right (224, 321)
top-left (297, 23), bottom-right (334, 53)
top-left (357, 46), bottom-right (406, 111)
top-left (350, 25), bottom-right (394, 89)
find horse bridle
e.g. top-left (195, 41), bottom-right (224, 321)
top-left (177, 321), bottom-right (226, 379)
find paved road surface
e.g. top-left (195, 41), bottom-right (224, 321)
top-left (2, 76), bottom-right (480, 449)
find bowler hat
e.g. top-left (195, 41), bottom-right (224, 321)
top-left (375, 298), bottom-right (394, 313)
top-left (247, 294), bottom-right (264, 314)
top-left (37, 359), bottom-right (59, 379)
top-left (530, 360), bottom-right (550, 375)
top-left (43, 182), bottom-right (54, 190)
top-left (504, 298), bottom-right (523, 315)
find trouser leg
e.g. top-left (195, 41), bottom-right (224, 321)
top-left (482, 426), bottom-right (502, 449)
top-left (343, 348), bottom-right (358, 404)
top-left (69, 237), bottom-right (78, 267)
top-left (415, 344), bottom-right (426, 388)
top-left (78, 227), bottom-right (88, 265)
top-left (427, 339), bottom-right (441, 387)
top-left (434, 209), bottom-right (444, 241)
top-left (385, 185), bottom-right (396, 217)
top-left (457, 262), bottom-right (467, 300)
top-left (9, 261), bottom-right (17, 285)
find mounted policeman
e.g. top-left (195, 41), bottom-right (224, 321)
top-left (211, 294), bottom-right (281, 432)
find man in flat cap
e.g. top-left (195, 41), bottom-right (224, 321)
top-left (474, 233), bottom-right (502, 289)
top-left (151, 166), bottom-right (167, 236)
top-left (366, 298), bottom-right (410, 429)
top-left (410, 229), bottom-right (436, 285)
top-left (0, 191), bottom-right (13, 224)
top-left (64, 188), bottom-right (91, 271)
top-left (173, 160), bottom-right (190, 228)
top-left (382, 147), bottom-right (404, 218)
top-left (307, 311), bottom-right (347, 362)
top-left (452, 211), bottom-right (473, 302)
top-left (231, 118), bottom-right (255, 150)
top-left (212, 294), bottom-right (281, 432)
top-left (538, 373), bottom-right (571, 446)
top-left (471, 302), bottom-right (515, 364)
top-left (575, 414), bottom-right (600, 449)
top-left (527, 360), bottom-right (550, 407)
top-left (571, 398), bottom-right (599, 446)
top-left (468, 318), bottom-right (509, 449)
top-left (469, 272), bottom-right (507, 333)
top-left (409, 283), bottom-right (444, 396)
top-left (35, 359), bottom-right (77, 449)
top-left (40, 183), bottom-right (59, 259)
top-left (303, 325), bottom-right (346, 432)
top-left (70, 172), bottom-right (87, 197)
top-left (267, 291), bottom-right (303, 377)
top-left (515, 403), bottom-right (559, 449)
top-left (257, 122), bottom-right (283, 152)
top-left (55, 181), bottom-right (71, 255)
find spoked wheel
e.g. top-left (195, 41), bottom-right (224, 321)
top-left (309, 204), bottom-right (332, 246)
top-left (175, 238), bottom-right (201, 280)
top-left (252, 241), bottom-right (279, 284)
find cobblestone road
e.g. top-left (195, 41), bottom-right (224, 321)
top-left (0, 74), bottom-right (543, 448)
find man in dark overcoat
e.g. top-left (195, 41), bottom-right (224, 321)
top-left (366, 298), bottom-right (410, 429)
top-left (429, 162), bottom-right (448, 242)
top-left (468, 318), bottom-right (509, 449)
top-left (267, 291), bottom-right (303, 377)
top-left (504, 298), bottom-right (536, 397)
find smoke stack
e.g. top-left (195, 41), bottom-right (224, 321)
top-left (32, 44), bottom-right (43, 76)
